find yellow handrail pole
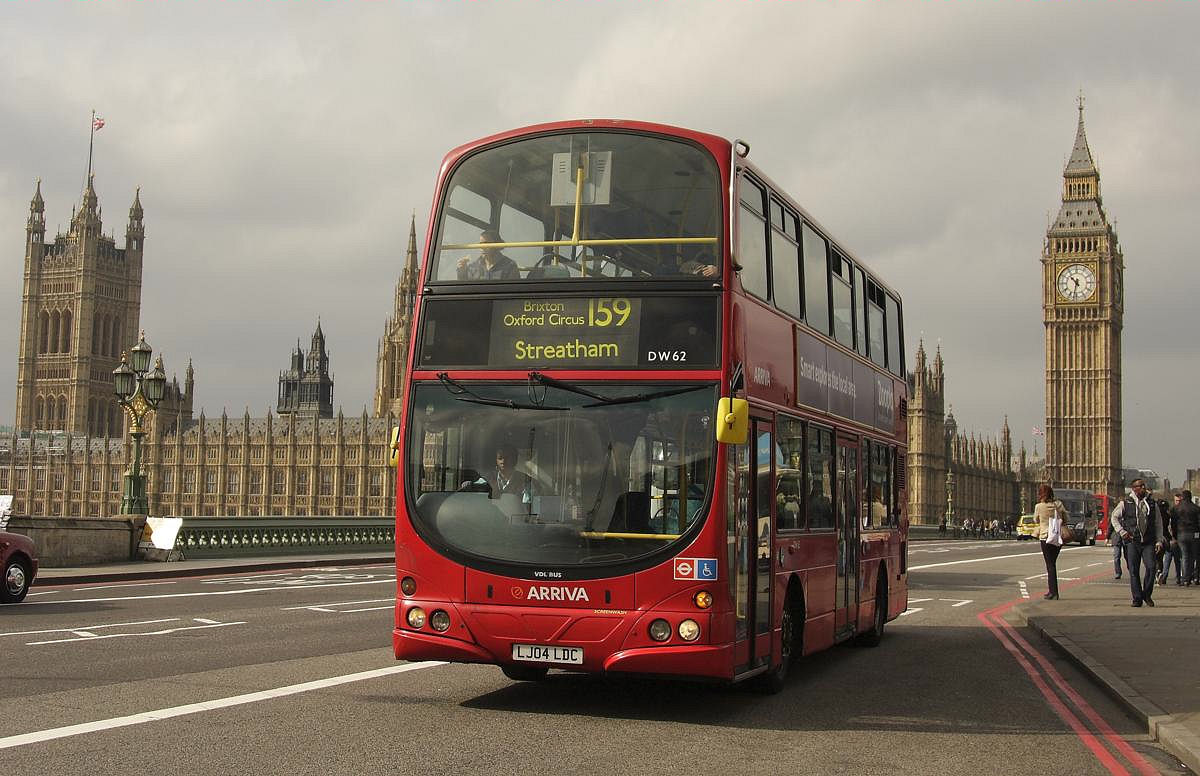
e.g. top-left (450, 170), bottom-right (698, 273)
top-left (571, 164), bottom-right (585, 244)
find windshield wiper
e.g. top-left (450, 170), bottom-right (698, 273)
top-left (437, 373), bottom-right (567, 411)
top-left (527, 372), bottom-right (611, 402)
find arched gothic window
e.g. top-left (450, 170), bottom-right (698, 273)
top-left (61, 309), bottom-right (72, 353)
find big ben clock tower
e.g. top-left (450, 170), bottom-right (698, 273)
top-left (1043, 95), bottom-right (1124, 499)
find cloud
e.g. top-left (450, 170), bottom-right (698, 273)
top-left (1, 2), bottom-right (1197, 482)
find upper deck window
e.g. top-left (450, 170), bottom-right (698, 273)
top-left (430, 132), bottom-right (722, 283)
top-left (737, 178), bottom-right (769, 301)
top-left (801, 223), bottom-right (830, 336)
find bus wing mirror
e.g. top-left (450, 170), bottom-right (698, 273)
top-left (388, 426), bottom-right (400, 467)
top-left (715, 398), bottom-right (748, 445)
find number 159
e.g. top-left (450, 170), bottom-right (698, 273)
top-left (588, 298), bottom-right (631, 327)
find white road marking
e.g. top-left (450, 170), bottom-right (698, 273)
top-left (1, 618), bottom-right (178, 638)
top-left (72, 581), bottom-right (178, 592)
top-left (1019, 581), bottom-right (1030, 599)
top-left (909, 545), bottom-right (1098, 571)
top-left (0, 661), bottom-right (445, 750)
top-left (29, 578), bottom-right (394, 606)
top-left (899, 608), bottom-right (924, 617)
top-left (1025, 573), bottom-right (1047, 580)
top-left (906, 598), bottom-right (934, 603)
top-left (29, 619), bottom-right (245, 645)
top-left (1059, 567), bottom-right (1080, 573)
top-left (282, 598), bottom-right (394, 613)
top-left (939, 598), bottom-right (973, 607)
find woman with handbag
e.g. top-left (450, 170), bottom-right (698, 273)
top-left (1035, 483), bottom-right (1069, 600)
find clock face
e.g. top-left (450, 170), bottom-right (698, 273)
top-left (1057, 264), bottom-right (1097, 302)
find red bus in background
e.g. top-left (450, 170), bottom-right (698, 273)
top-left (1094, 493), bottom-right (1112, 541)
top-left (392, 120), bottom-right (908, 690)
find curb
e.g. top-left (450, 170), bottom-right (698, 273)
top-left (34, 555), bottom-right (395, 586)
top-left (1013, 607), bottom-right (1200, 774)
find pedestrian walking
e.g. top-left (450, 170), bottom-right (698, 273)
top-left (1110, 525), bottom-right (1124, 580)
top-left (1158, 496), bottom-right (1182, 585)
top-left (1172, 490), bottom-right (1200, 586)
top-left (1110, 478), bottom-right (1165, 607)
top-left (1035, 483), bottom-right (1067, 600)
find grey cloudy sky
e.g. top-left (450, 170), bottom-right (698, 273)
top-left (2, 2), bottom-right (1197, 482)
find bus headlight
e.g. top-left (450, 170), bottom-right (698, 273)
top-left (400, 577), bottom-right (417, 596)
top-left (648, 618), bottom-right (672, 642)
top-left (406, 607), bottom-right (427, 629)
top-left (693, 591), bottom-right (713, 609)
top-left (430, 610), bottom-right (451, 632)
top-left (678, 619), bottom-right (701, 642)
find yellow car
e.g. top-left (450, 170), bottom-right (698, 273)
top-left (1016, 514), bottom-right (1039, 541)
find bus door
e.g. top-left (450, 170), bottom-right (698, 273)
top-left (835, 437), bottom-right (860, 637)
top-left (732, 417), bottom-right (774, 672)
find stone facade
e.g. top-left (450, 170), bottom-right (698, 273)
top-left (374, 216), bottom-right (420, 418)
top-left (14, 179), bottom-right (194, 438)
top-left (907, 341), bottom-right (1037, 525)
top-left (277, 322), bottom-right (334, 419)
top-left (6, 176), bottom-right (418, 519)
top-left (1, 410), bottom-right (398, 518)
top-left (1043, 98), bottom-right (1124, 499)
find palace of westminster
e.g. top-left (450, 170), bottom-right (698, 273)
top-left (4, 105), bottom-right (1178, 523)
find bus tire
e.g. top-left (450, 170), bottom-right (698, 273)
top-left (500, 665), bottom-right (549, 682)
top-left (755, 583), bottom-right (803, 694)
top-left (856, 574), bottom-right (887, 647)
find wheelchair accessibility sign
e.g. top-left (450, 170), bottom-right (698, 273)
top-left (674, 557), bottom-right (718, 581)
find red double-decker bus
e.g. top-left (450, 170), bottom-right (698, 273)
top-left (392, 120), bottom-right (908, 690)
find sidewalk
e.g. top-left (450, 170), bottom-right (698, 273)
top-left (33, 552), bottom-right (395, 585)
top-left (1012, 569), bottom-right (1200, 773)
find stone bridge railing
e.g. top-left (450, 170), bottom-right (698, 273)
top-left (173, 517), bottom-right (394, 558)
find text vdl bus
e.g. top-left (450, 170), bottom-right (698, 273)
top-left (392, 120), bottom-right (909, 690)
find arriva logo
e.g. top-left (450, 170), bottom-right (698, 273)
top-left (525, 585), bottom-right (590, 602)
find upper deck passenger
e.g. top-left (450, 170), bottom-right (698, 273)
top-left (457, 229), bottom-right (521, 281)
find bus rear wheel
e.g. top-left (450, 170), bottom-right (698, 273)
top-left (501, 665), bottom-right (549, 682)
top-left (856, 576), bottom-right (888, 647)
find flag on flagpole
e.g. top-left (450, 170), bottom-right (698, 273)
top-left (92, 116), bottom-right (105, 131)
top-left (1032, 426), bottom-right (1044, 437)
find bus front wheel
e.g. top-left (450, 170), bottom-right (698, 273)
top-left (755, 586), bottom-right (803, 694)
top-left (501, 665), bottom-right (549, 682)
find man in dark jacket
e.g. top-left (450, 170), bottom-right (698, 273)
top-left (1157, 496), bottom-right (1182, 585)
top-left (1172, 490), bottom-right (1200, 586)
top-left (1110, 478), bottom-right (1165, 606)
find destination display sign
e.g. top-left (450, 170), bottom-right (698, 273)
top-left (795, 330), bottom-right (897, 433)
top-left (418, 295), bottom-right (719, 369)
top-left (489, 297), bottom-right (642, 367)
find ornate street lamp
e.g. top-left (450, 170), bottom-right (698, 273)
top-left (946, 470), bottom-right (956, 529)
top-left (114, 331), bottom-right (168, 514)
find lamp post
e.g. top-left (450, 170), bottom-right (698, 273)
top-left (113, 331), bottom-right (167, 515)
top-left (946, 470), bottom-right (956, 530)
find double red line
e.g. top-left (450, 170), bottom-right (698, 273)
top-left (978, 574), bottom-right (1158, 776)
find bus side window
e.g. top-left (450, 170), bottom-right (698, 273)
top-left (801, 222), bottom-right (830, 336)
top-left (886, 294), bottom-right (904, 376)
top-left (777, 415), bottom-right (805, 530)
top-left (806, 426), bottom-right (834, 530)
top-left (737, 178), bottom-right (769, 301)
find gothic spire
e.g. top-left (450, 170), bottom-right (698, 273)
top-left (1065, 91), bottom-right (1098, 177)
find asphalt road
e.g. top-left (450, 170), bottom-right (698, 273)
top-left (0, 544), bottom-right (1186, 775)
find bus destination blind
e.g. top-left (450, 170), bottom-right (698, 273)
top-left (488, 297), bottom-right (641, 367)
top-left (418, 296), bottom-right (719, 369)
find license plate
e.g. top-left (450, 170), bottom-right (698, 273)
top-left (511, 643), bottom-right (583, 664)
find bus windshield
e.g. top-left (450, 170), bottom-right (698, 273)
top-left (405, 382), bottom-right (717, 567)
top-left (429, 132), bottom-right (722, 282)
